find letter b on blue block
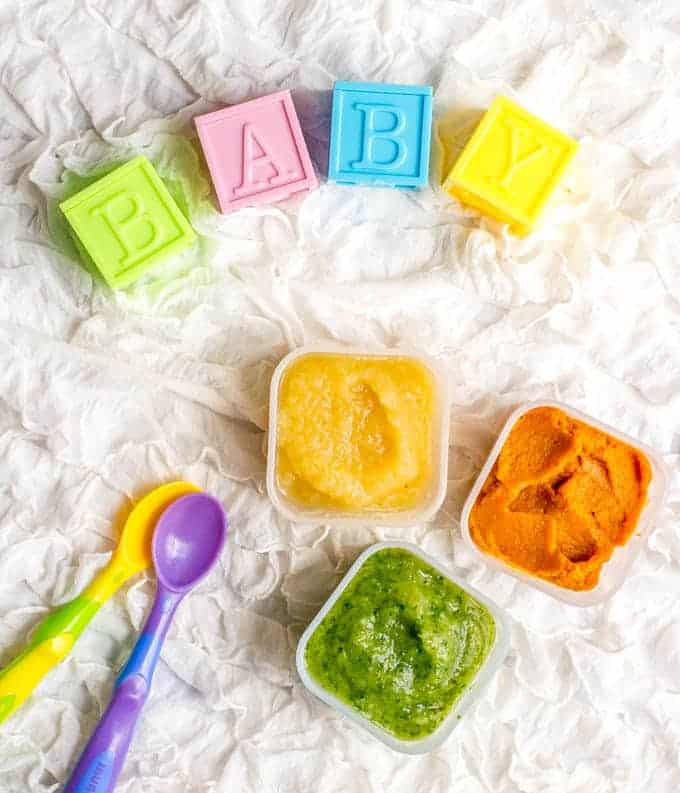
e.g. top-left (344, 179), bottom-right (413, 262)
top-left (328, 82), bottom-right (432, 189)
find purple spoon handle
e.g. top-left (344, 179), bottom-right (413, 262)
top-left (62, 587), bottom-right (181, 793)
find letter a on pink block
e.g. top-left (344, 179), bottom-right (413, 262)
top-left (234, 123), bottom-right (298, 198)
top-left (194, 90), bottom-right (318, 214)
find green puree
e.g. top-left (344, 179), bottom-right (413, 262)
top-left (305, 548), bottom-right (496, 741)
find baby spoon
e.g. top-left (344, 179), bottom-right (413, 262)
top-left (0, 480), bottom-right (199, 725)
top-left (63, 492), bottom-right (226, 793)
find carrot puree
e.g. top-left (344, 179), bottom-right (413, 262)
top-left (469, 407), bottom-right (652, 591)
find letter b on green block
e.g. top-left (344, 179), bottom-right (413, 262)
top-left (60, 156), bottom-right (195, 289)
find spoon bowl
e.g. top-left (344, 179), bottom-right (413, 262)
top-left (118, 481), bottom-right (201, 572)
top-left (153, 494), bottom-right (226, 592)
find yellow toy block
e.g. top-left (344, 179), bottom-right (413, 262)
top-left (444, 96), bottom-right (578, 235)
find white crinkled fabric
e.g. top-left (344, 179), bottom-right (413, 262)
top-left (1, 1), bottom-right (679, 791)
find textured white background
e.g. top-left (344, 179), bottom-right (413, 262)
top-left (1, 1), bottom-right (680, 791)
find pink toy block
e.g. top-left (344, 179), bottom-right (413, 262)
top-left (195, 90), bottom-right (318, 214)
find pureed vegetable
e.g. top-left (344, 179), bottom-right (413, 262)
top-left (305, 548), bottom-right (496, 741)
top-left (469, 406), bottom-right (652, 591)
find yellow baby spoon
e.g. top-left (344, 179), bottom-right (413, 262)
top-left (0, 480), bottom-right (199, 725)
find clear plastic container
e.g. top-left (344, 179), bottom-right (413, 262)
top-left (296, 541), bottom-right (510, 754)
top-left (460, 400), bottom-right (669, 607)
top-left (266, 344), bottom-right (450, 526)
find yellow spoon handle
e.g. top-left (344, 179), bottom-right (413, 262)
top-left (0, 632), bottom-right (79, 723)
top-left (0, 561), bottom-right (130, 725)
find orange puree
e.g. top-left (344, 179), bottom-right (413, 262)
top-left (469, 407), bottom-right (652, 591)
top-left (275, 354), bottom-right (435, 511)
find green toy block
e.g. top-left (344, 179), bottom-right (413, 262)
top-left (59, 155), bottom-right (196, 288)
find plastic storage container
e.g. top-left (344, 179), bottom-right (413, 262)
top-left (296, 541), bottom-right (510, 754)
top-left (460, 400), bottom-right (669, 607)
top-left (266, 344), bottom-right (450, 526)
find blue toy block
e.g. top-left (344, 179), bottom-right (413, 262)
top-left (328, 81), bottom-right (433, 189)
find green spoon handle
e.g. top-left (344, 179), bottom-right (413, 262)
top-left (0, 562), bottom-right (130, 725)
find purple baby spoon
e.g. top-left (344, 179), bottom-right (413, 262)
top-left (63, 493), bottom-right (226, 793)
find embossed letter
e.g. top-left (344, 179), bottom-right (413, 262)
top-left (498, 124), bottom-right (547, 188)
top-left (90, 192), bottom-right (160, 265)
top-left (351, 103), bottom-right (408, 171)
top-left (234, 123), bottom-right (298, 198)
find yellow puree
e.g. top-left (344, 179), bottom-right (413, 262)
top-left (275, 354), bottom-right (435, 511)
